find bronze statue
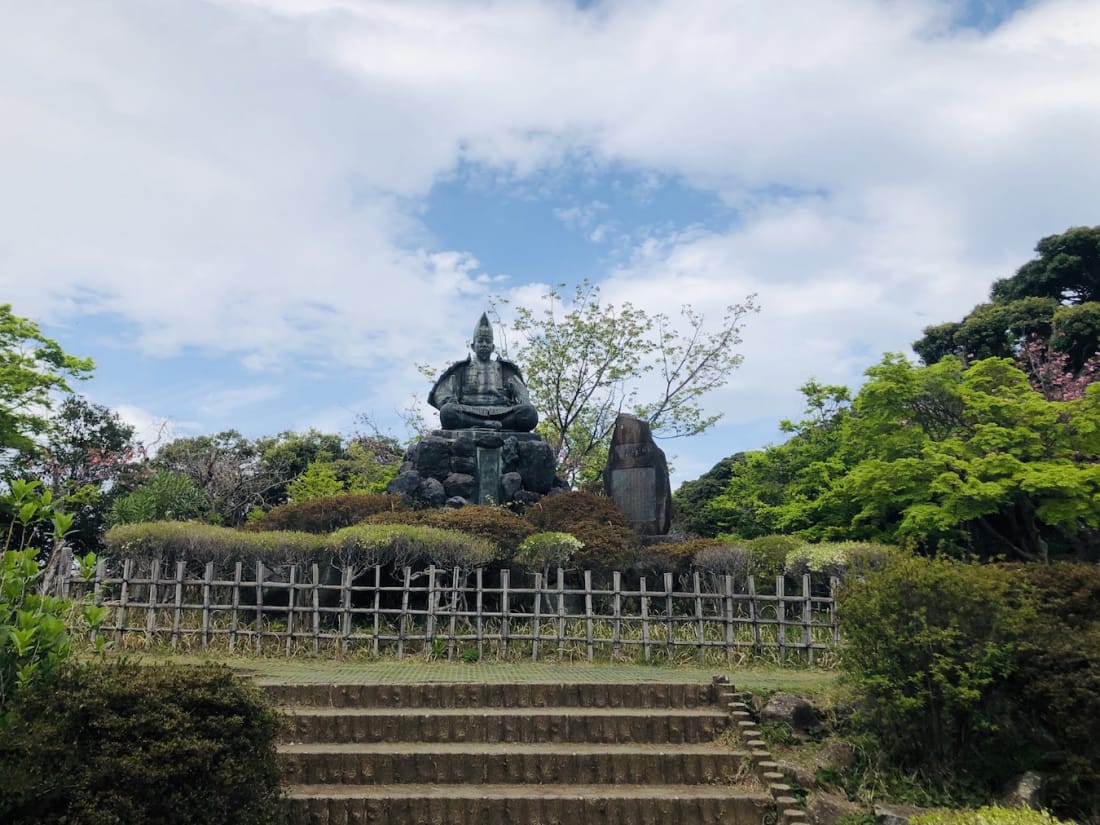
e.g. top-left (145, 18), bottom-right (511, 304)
top-left (428, 313), bottom-right (538, 432)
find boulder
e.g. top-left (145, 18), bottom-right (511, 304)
top-left (806, 791), bottom-right (862, 825)
top-left (761, 692), bottom-right (818, 733)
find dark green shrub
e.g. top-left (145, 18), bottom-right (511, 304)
top-left (744, 534), bottom-right (808, 579)
top-left (421, 506), bottom-right (536, 560)
top-left (523, 492), bottom-right (640, 571)
top-left (0, 661), bottom-right (286, 825)
top-left (246, 493), bottom-right (406, 534)
top-left (838, 555), bottom-right (1029, 786)
top-left (628, 538), bottom-right (703, 578)
top-left (1004, 562), bottom-right (1100, 820)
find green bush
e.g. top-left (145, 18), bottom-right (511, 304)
top-left (246, 493), bottom-right (406, 534)
top-left (744, 534), bottom-right (808, 579)
top-left (1004, 562), bottom-right (1100, 820)
top-left (363, 505), bottom-right (537, 561)
top-left (328, 523), bottom-right (496, 570)
top-left (0, 660), bottom-right (286, 825)
top-left (911, 807), bottom-right (1072, 825)
top-left (523, 492), bottom-right (639, 571)
top-left (838, 555), bottom-right (1029, 785)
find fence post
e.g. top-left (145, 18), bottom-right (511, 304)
top-left (311, 563), bottom-right (322, 656)
top-left (340, 565), bottom-right (353, 655)
top-left (640, 577), bottom-right (650, 662)
top-left (830, 576), bottom-right (841, 646)
top-left (398, 566), bottom-right (411, 658)
top-left (91, 556), bottom-right (107, 648)
top-left (693, 571), bottom-right (704, 661)
top-left (723, 574), bottom-right (734, 662)
top-left (776, 575), bottom-right (786, 664)
top-left (501, 568), bottom-right (511, 657)
top-left (372, 565), bottom-right (382, 656)
top-left (230, 561), bottom-right (242, 653)
top-left (532, 572), bottom-right (542, 661)
top-left (254, 560), bottom-right (264, 654)
top-left (114, 558), bottom-right (132, 646)
top-left (612, 571), bottom-right (622, 658)
top-left (747, 574), bottom-right (760, 651)
top-left (172, 560), bottom-right (186, 650)
top-left (802, 573), bottom-right (813, 664)
top-left (145, 558), bottom-right (160, 645)
top-left (201, 561), bottom-right (214, 651)
top-left (284, 564), bottom-right (297, 657)
top-left (664, 572), bottom-right (674, 661)
top-left (426, 565), bottom-right (437, 655)
top-left (556, 567), bottom-right (566, 660)
top-left (584, 569), bottom-right (594, 663)
top-left (447, 567), bottom-right (460, 661)
top-left (476, 567), bottom-right (485, 660)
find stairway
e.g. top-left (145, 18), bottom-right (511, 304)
top-left (268, 682), bottom-right (777, 825)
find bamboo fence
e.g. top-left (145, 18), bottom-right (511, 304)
top-left (64, 560), bottom-right (840, 663)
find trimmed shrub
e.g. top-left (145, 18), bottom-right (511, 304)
top-left (911, 807), bottom-right (1072, 825)
top-left (838, 555), bottom-right (1029, 786)
top-left (362, 505), bottom-right (536, 561)
top-left (0, 660), bottom-right (286, 825)
top-left (103, 522), bottom-right (326, 567)
top-left (246, 493), bottom-right (406, 534)
top-left (516, 532), bottom-right (583, 571)
top-left (523, 492), bottom-right (640, 571)
top-left (328, 523), bottom-right (496, 570)
top-left (422, 506), bottom-right (536, 560)
top-left (785, 541), bottom-right (904, 579)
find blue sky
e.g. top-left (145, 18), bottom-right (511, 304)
top-left (3, 0), bottom-right (1099, 488)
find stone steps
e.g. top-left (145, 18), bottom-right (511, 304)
top-left (271, 682), bottom-right (774, 825)
top-left (281, 742), bottom-right (754, 785)
top-left (282, 705), bottom-right (730, 744)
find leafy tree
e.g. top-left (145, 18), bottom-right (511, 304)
top-left (502, 281), bottom-right (757, 486)
top-left (698, 356), bottom-right (1100, 561)
top-left (818, 355), bottom-right (1100, 560)
top-left (285, 464), bottom-right (343, 502)
top-left (28, 396), bottom-right (146, 553)
top-left (0, 304), bottom-right (93, 465)
top-left (701, 381), bottom-right (853, 539)
top-left (914, 226), bottom-right (1100, 371)
top-left (150, 431), bottom-right (276, 525)
top-left (990, 225), bottom-right (1100, 305)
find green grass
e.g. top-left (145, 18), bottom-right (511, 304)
top-left (97, 650), bottom-right (840, 693)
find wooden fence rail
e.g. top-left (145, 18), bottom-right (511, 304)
top-left (64, 560), bottom-right (840, 663)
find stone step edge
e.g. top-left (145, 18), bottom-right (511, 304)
top-left (286, 782), bottom-right (773, 800)
top-left (279, 743), bottom-right (754, 756)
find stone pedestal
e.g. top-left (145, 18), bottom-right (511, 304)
top-left (603, 414), bottom-right (671, 535)
top-left (388, 429), bottom-right (561, 508)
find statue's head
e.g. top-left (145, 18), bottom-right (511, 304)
top-left (471, 312), bottom-right (495, 361)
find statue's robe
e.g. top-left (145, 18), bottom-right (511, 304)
top-left (428, 356), bottom-right (537, 431)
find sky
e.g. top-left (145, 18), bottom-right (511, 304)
top-left (3, 0), bottom-right (1099, 488)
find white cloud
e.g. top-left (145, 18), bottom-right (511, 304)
top-left (3, 0), bottom-right (1099, 469)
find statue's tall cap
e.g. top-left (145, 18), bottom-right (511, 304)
top-left (472, 312), bottom-right (494, 344)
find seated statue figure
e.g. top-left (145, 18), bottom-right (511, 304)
top-left (428, 313), bottom-right (539, 432)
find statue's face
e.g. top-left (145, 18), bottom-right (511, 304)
top-left (473, 334), bottom-right (494, 360)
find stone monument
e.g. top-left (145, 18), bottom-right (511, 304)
top-left (603, 413), bottom-right (672, 535)
top-left (387, 313), bottom-right (563, 507)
